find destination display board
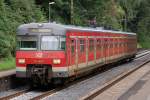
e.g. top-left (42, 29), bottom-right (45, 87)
top-left (29, 28), bottom-right (52, 33)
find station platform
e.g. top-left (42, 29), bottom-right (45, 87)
top-left (93, 62), bottom-right (150, 100)
top-left (120, 68), bottom-right (150, 100)
top-left (0, 69), bottom-right (15, 78)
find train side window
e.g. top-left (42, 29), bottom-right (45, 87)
top-left (89, 39), bottom-right (94, 51)
top-left (80, 39), bottom-right (85, 52)
top-left (105, 39), bottom-right (107, 49)
top-left (115, 42), bottom-right (118, 47)
top-left (110, 40), bottom-right (112, 48)
top-left (120, 42), bottom-right (121, 47)
top-left (97, 39), bottom-right (101, 50)
top-left (71, 39), bottom-right (75, 54)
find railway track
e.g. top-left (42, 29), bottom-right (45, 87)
top-left (81, 52), bottom-right (150, 100)
top-left (1, 50), bottom-right (149, 100)
top-left (1, 69), bottom-right (100, 100)
top-left (0, 88), bottom-right (29, 100)
top-left (136, 50), bottom-right (150, 59)
top-left (136, 49), bottom-right (150, 56)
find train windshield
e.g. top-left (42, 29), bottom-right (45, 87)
top-left (41, 36), bottom-right (66, 50)
top-left (17, 36), bottom-right (37, 50)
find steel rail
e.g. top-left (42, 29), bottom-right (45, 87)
top-left (135, 51), bottom-right (150, 59)
top-left (30, 88), bottom-right (63, 100)
top-left (0, 88), bottom-right (30, 100)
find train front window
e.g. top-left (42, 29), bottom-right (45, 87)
top-left (41, 36), bottom-right (66, 50)
top-left (17, 36), bottom-right (37, 50)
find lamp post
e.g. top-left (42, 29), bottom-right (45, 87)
top-left (70, 0), bottom-right (74, 24)
top-left (49, 2), bottom-right (55, 22)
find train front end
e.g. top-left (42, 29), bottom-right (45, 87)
top-left (16, 23), bottom-right (67, 85)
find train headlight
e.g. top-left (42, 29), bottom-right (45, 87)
top-left (53, 59), bottom-right (61, 64)
top-left (18, 59), bottom-right (25, 64)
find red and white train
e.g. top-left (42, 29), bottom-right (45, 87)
top-left (16, 23), bottom-right (137, 85)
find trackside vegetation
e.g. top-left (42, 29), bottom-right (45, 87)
top-left (0, 58), bottom-right (15, 71)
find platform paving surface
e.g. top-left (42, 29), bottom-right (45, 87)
top-left (94, 62), bottom-right (150, 100)
top-left (0, 69), bottom-right (15, 78)
top-left (119, 66), bottom-right (150, 100)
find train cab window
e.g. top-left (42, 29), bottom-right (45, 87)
top-left (80, 39), bottom-right (85, 52)
top-left (41, 36), bottom-right (66, 50)
top-left (17, 36), bottom-right (37, 50)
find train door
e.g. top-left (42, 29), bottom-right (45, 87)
top-left (119, 38), bottom-right (121, 57)
top-left (124, 37), bottom-right (126, 56)
top-left (107, 38), bottom-right (109, 63)
top-left (103, 38), bottom-right (106, 64)
top-left (75, 38), bottom-right (78, 74)
top-left (107, 37), bottom-right (110, 61)
top-left (69, 38), bottom-right (78, 76)
top-left (96, 38), bottom-right (100, 63)
top-left (78, 38), bottom-right (86, 70)
top-left (118, 38), bottom-right (120, 57)
top-left (101, 37), bottom-right (105, 64)
top-left (88, 38), bottom-right (94, 66)
top-left (109, 38), bottom-right (112, 61)
top-left (122, 38), bottom-right (124, 56)
top-left (113, 38), bottom-right (115, 59)
top-left (69, 38), bottom-right (76, 75)
top-left (94, 37), bottom-right (97, 63)
top-left (104, 38), bottom-right (108, 64)
top-left (97, 37), bottom-right (104, 64)
top-left (116, 38), bottom-right (118, 58)
top-left (86, 36), bottom-right (88, 66)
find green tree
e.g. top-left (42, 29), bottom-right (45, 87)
top-left (36, 0), bottom-right (70, 24)
top-left (0, 0), bottom-right (46, 57)
top-left (73, 0), bottom-right (124, 30)
top-left (137, 0), bottom-right (150, 48)
top-left (0, 0), bottom-right (14, 57)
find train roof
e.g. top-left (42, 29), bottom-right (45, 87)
top-left (17, 22), bottom-right (136, 36)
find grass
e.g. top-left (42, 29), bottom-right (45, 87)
top-left (0, 58), bottom-right (15, 71)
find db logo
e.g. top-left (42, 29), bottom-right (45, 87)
top-left (36, 52), bottom-right (43, 58)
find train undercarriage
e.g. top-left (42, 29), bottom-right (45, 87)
top-left (27, 64), bottom-right (52, 86)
